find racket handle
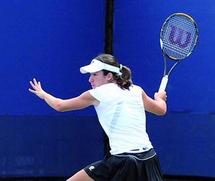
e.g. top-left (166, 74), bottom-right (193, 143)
top-left (159, 75), bottom-right (168, 92)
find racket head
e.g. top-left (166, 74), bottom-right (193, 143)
top-left (160, 13), bottom-right (199, 60)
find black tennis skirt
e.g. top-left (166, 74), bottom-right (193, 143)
top-left (84, 148), bottom-right (163, 181)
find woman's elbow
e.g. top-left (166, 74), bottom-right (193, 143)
top-left (157, 102), bottom-right (167, 115)
top-left (54, 100), bottom-right (67, 112)
top-left (157, 106), bottom-right (167, 115)
top-left (56, 107), bottom-right (66, 112)
top-left (156, 109), bottom-right (167, 116)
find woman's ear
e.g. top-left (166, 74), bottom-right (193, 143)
top-left (106, 72), bottom-right (114, 81)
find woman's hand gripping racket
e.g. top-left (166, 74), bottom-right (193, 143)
top-left (158, 13), bottom-right (199, 92)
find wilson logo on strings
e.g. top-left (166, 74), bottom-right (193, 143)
top-left (169, 25), bottom-right (191, 48)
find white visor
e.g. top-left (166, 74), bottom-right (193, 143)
top-left (80, 59), bottom-right (122, 75)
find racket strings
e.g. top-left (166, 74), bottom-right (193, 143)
top-left (163, 25), bottom-right (196, 54)
top-left (163, 45), bottom-right (190, 58)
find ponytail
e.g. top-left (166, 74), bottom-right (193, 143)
top-left (95, 54), bottom-right (133, 90)
top-left (114, 65), bottom-right (132, 90)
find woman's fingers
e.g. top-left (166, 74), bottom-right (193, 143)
top-left (28, 88), bottom-right (36, 94)
top-left (33, 78), bottom-right (39, 86)
top-left (29, 78), bottom-right (45, 99)
top-left (29, 78), bottom-right (41, 90)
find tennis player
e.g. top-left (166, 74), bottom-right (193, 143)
top-left (29, 53), bottom-right (167, 181)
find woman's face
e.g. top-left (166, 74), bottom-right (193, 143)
top-left (88, 71), bottom-right (112, 89)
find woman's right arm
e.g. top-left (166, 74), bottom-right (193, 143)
top-left (142, 90), bottom-right (167, 115)
top-left (29, 78), bottom-right (99, 112)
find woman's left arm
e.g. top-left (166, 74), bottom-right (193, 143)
top-left (29, 78), bottom-right (98, 112)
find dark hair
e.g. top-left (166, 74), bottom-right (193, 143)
top-left (95, 54), bottom-right (132, 90)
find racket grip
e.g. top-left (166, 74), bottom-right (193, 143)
top-left (158, 75), bottom-right (168, 92)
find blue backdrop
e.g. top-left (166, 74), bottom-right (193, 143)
top-left (0, 0), bottom-right (104, 177)
top-left (114, 0), bottom-right (215, 178)
top-left (0, 0), bottom-right (215, 179)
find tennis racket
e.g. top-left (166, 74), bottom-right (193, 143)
top-left (158, 13), bottom-right (199, 92)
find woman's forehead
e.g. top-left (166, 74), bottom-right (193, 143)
top-left (91, 70), bottom-right (103, 75)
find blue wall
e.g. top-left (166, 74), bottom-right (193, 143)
top-left (0, 0), bottom-right (104, 177)
top-left (0, 0), bottom-right (104, 115)
top-left (114, 0), bottom-right (215, 178)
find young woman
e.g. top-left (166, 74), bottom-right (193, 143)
top-left (29, 54), bottom-right (167, 181)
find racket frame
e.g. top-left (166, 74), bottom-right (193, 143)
top-left (158, 13), bottom-right (199, 92)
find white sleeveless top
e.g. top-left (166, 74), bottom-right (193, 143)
top-left (89, 83), bottom-right (153, 155)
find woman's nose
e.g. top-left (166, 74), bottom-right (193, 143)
top-left (88, 75), bottom-right (93, 83)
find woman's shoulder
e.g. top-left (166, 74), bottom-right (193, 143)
top-left (90, 83), bottom-right (119, 94)
top-left (94, 83), bottom-right (144, 93)
top-left (130, 84), bottom-right (143, 91)
top-left (98, 83), bottom-right (118, 89)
